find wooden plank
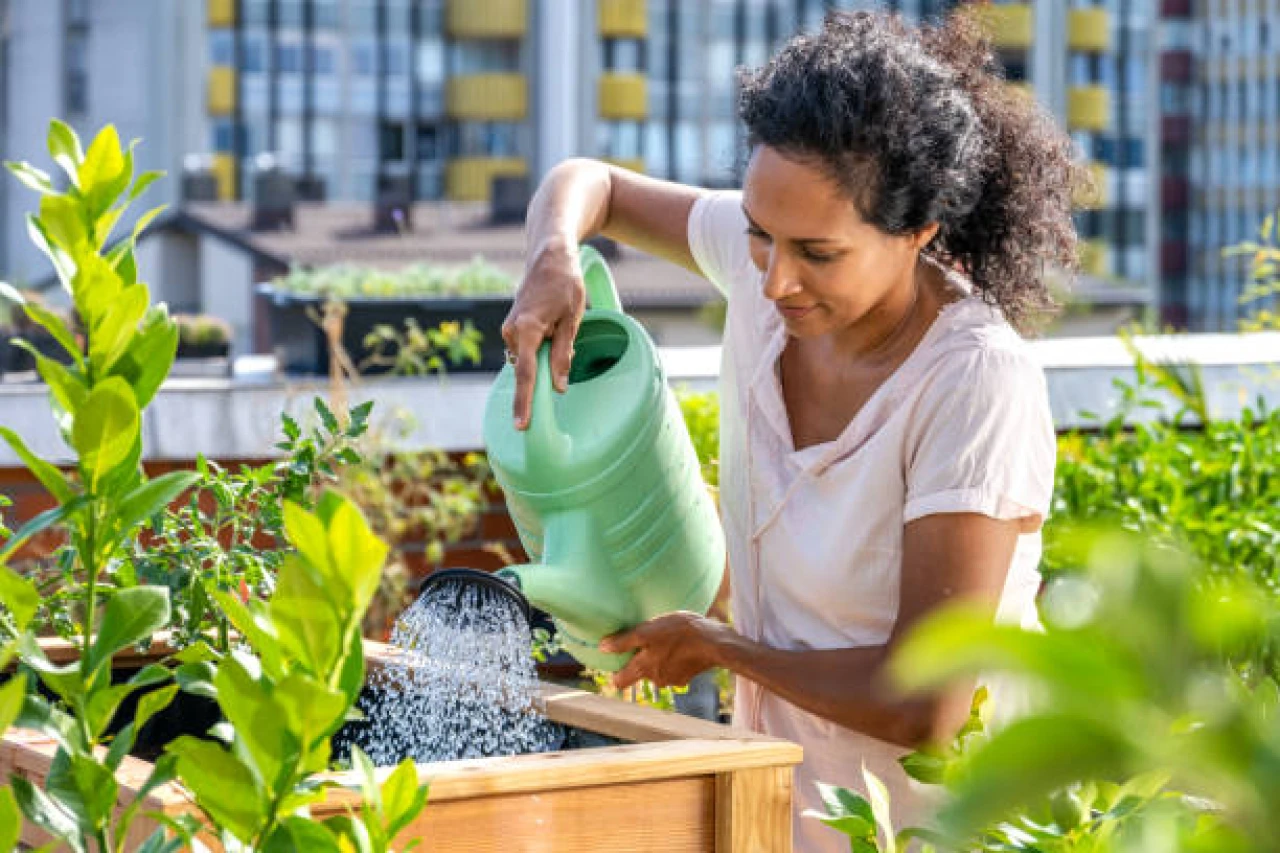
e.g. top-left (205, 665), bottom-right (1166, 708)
top-left (367, 777), bottom-right (716, 852)
top-left (319, 737), bottom-right (801, 806)
top-left (715, 766), bottom-right (794, 853)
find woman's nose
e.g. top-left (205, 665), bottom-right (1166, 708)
top-left (761, 252), bottom-right (802, 302)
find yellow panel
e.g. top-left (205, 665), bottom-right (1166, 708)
top-left (598, 73), bottom-right (648, 120)
top-left (1068, 7), bottom-right (1111, 52)
top-left (1067, 85), bottom-right (1110, 132)
top-left (211, 153), bottom-right (237, 201)
top-left (446, 74), bottom-right (528, 121)
top-left (1079, 238), bottom-right (1111, 278)
top-left (446, 0), bottom-right (527, 39)
top-left (446, 157), bottom-right (528, 202)
top-left (599, 0), bottom-right (647, 38)
top-left (207, 0), bottom-right (236, 27)
top-left (207, 66), bottom-right (236, 116)
top-left (605, 157), bottom-right (645, 174)
top-left (972, 3), bottom-right (1033, 50)
top-left (1074, 162), bottom-right (1109, 210)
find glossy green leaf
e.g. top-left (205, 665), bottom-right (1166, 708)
top-left (79, 125), bottom-right (128, 217)
top-left (937, 714), bottom-right (1135, 838)
top-left (108, 307), bottom-right (178, 409)
top-left (263, 816), bottom-right (342, 853)
top-left (0, 786), bottom-right (20, 853)
top-left (325, 496), bottom-right (389, 617)
top-left (271, 553), bottom-right (340, 674)
top-left (167, 735), bottom-right (266, 843)
top-left (0, 673), bottom-right (27, 733)
top-left (0, 427), bottom-right (75, 505)
top-left (0, 497), bottom-right (86, 563)
top-left (5, 159), bottom-right (56, 194)
top-left (0, 564), bottom-right (40, 630)
top-left (116, 470), bottom-right (198, 535)
top-left (38, 194), bottom-right (89, 254)
top-left (45, 747), bottom-right (118, 829)
top-left (23, 299), bottom-right (83, 365)
top-left (215, 651), bottom-right (299, 796)
top-left (128, 170), bottom-right (164, 203)
top-left (24, 345), bottom-right (90, 419)
top-left (88, 585), bottom-right (170, 673)
top-left (11, 774), bottom-right (84, 852)
top-left (47, 119), bottom-right (84, 184)
top-left (382, 757), bottom-right (430, 840)
top-left (275, 672), bottom-right (346, 772)
top-left (89, 282), bottom-right (148, 373)
top-left (71, 376), bottom-right (140, 491)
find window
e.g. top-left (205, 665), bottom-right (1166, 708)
top-left (380, 122), bottom-right (406, 162)
top-left (351, 43), bottom-right (377, 76)
top-left (243, 34), bottom-right (268, 74)
top-left (209, 31), bottom-right (234, 66)
top-left (416, 125), bottom-right (440, 161)
top-left (276, 44), bottom-right (303, 75)
top-left (311, 45), bottom-right (336, 76)
top-left (212, 119), bottom-right (236, 153)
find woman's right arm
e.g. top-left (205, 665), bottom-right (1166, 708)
top-left (503, 158), bottom-right (708, 429)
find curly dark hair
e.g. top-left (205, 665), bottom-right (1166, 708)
top-left (737, 10), bottom-right (1081, 333)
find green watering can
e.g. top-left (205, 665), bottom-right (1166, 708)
top-left (420, 245), bottom-right (725, 672)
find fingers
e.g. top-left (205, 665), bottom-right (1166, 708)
top-left (548, 316), bottom-right (579, 394)
top-left (598, 627), bottom-right (642, 655)
top-left (611, 655), bottom-right (647, 690)
top-left (505, 318), bottom-right (544, 430)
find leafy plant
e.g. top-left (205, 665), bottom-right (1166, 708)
top-left (172, 312), bottom-right (232, 348)
top-left (1223, 209), bottom-right (1280, 333)
top-left (0, 118), bottom-right (193, 852)
top-left (359, 318), bottom-right (483, 376)
top-left (165, 492), bottom-right (429, 851)
top-left (128, 398), bottom-right (373, 652)
top-left (270, 257), bottom-right (514, 300)
top-left (0, 120), bottom-right (429, 852)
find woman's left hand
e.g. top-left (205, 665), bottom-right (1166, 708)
top-left (600, 612), bottom-right (729, 690)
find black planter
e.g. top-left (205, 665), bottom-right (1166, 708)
top-left (4, 330), bottom-right (75, 375)
top-left (176, 340), bottom-right (231, 360)
top-left (258, 286), bottom-right (511, 376)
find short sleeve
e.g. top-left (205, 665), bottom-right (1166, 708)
top-left (687, 190), bottom-right (754, 298)
top-left (903, 347), bottom-right (1056, 529)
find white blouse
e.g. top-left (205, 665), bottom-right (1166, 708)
top-left (687, 191), bottom-right (1057, 853)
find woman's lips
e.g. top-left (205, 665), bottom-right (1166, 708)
top-left (778, 304), bottom-right (815, 320)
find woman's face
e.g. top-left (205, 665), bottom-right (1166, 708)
top-left (741, 146), bottom-right (930, 341)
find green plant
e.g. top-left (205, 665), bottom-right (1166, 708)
top-left (1223, 209), bottom-right (1280, 333)
top-left (271, 257), bottom-right (514, 300)
top-left (359, 318), bottom-right (483, 376)
top-left (0, 120), bottom-right (428, 851)
top-left (127, 398), bottom-right (373, 652)
top-left (164, 492), bottom-right (429, 851)
top-left (173, 312), bottom-right (232, 348)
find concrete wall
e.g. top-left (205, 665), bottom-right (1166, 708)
top-left (198, 232), bottom-right (256, 357)
top-left (136, 230), bottom-right (201, 314)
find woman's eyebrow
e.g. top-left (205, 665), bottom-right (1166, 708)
top-left (741, 204), bottom-right (840, 245)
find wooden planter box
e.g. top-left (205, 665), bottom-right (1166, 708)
top-left (3, 637), bottom-right (802, 851)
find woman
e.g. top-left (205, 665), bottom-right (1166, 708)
top-left (503, 11), bottom-right (1077, 850)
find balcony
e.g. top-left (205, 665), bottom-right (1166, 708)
top-left (207, 0), bottom-right (236, 27)
top-left (1078, 238), bottom-right (1112, 278)
top-left (445, 157), bottom-right (528, 202)
top-left (207, 67), bottom-right (236, 116)
top-left (972, 3), bottom-right (1033, 51)
top-left (211, 153), bottom-right (237, 201)
top-left (599, 0), bottom-right (647, 38)
top-left (599, 73), bottom-right (648, 120)
top-left (1067, 85), bottom-right (1110, 132)
top-left (1074, 162), bottom-right (1109, 210)
top-left (446, 74), bottom-right (528, 121)
top-left (446, 0), bottom-right (527, 39)
top-left (1067, 7), bottom-right (1111, 53)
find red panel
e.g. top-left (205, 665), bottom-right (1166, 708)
top-left (1160, 50), bottom-right (1194, 83)
top-left (1162, 175), bottom-right (1190, 208)
top-left (1162, 115), bottom-right (1192, 145)
top-left (1161, 0), bottom-right (1192, 15)
top-left (1161, 241), bottom-right (1188, 277)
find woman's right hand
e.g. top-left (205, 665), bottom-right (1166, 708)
top-left (502, 238), bottom-right (586, 429)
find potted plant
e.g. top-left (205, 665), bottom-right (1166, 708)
top-left (173, 312), bottom-right (232, 360)
top-left (257, 258), bottom-right (514, 376)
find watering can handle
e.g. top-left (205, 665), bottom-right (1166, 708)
top-left (579, 244), bottom-right (621, 313)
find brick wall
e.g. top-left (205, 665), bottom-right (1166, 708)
top-left (0, 455), bottom-right (528, 580)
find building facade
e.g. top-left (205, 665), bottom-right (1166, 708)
top-left (1, 0), bottom-right (1276, 330)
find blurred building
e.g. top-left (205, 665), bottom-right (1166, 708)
top-left (1, 0), bottom-right (1276, 332)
